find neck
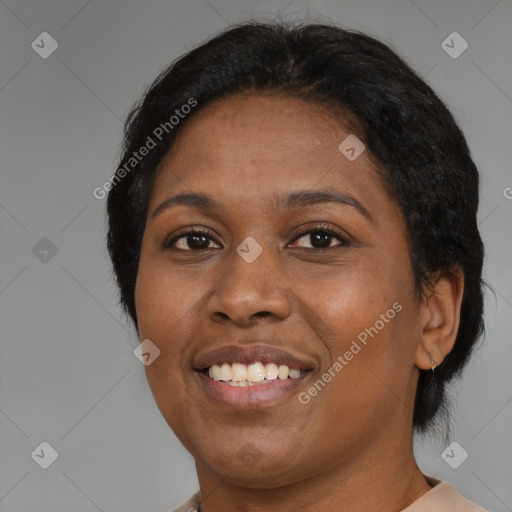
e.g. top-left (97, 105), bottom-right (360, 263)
top-left (194, 429), bottom-right (432, 512)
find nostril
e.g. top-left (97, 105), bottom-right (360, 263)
top-left (212, 312), bottom-right (230, 321)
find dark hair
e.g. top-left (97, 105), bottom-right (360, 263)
top-left (106, 21), bottom-right (484, 433)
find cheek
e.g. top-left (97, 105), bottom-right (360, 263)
top-left (134, 265), bottom-right (202, 443)
top-left (135, 252), bottom-right (204, 342)
top-left (134, 255), bottom-right (200, 395)
top-left (298, 257), bottom-right (418, 409)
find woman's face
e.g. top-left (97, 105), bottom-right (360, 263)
top-left (135, 93), bottom-right (423, 487)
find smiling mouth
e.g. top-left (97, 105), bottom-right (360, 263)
top-left (193, 344), bottom-right (316, 407)
top-left (205, 362), bottom-right (308, 386)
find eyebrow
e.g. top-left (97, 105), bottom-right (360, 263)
top-left (152, 189), bottom-right (373, 222)
top-left (279, 189), bottom-right (372, 221)
top-left (152, 192), bottom-right (221, 218)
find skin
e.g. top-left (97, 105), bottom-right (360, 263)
top-left (134, 93), bottom-right (464, 511)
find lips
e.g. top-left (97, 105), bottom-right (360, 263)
top-left (193, 344), bottom-right (317, 408)
top-left (194, 344), bottom-right (317, 371)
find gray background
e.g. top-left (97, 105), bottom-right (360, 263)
top-left (0, 0), bottom-right (511, 511)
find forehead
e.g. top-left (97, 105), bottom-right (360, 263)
top-left (151, 93), bottom-right (387, 212)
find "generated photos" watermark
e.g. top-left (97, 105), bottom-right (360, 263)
top-left (298, 301), bottom-right (403, 404)
top-left (93, 97), bottom-right (197, 200)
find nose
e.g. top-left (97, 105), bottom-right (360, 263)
top-left (206, 247), bottom-right (292, 326)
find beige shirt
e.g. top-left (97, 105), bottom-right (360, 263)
top-left (172, 476), bottom-right (489, 511)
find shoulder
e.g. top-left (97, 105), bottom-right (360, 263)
top-left (402, 477), bottom-right (489, 511)
top-left (171, 491), bottom-right (200, 512)
top-left (171, 481), bottom-right (491, 512)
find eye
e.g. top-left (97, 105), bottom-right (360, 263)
top-left (289, 223), bottom-right (351, 250)
top-left (163, 224), bottom-right (351, 251)
top-left (163, 227), bottom-right (222, 251)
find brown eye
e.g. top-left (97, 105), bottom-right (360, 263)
top-left (290, 225), bottom-right (351, 250)
top-left (163, 228), bottom-right (221, 251)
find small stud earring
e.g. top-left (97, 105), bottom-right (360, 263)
top-left (428, 353), bottom-right (436, 373)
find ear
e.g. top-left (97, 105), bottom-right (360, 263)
top-left (414, 269), bottom-right (464, 371)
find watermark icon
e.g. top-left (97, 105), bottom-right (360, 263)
top-left (503, 187), bottom-right (512, 200)
top-left (32, 237), bottom-right (58, 263)
top-left (31, 441), bottom-right (58, 469)
top-left (134, 339), bottom-right (161, 366)
top-left (338, 134), bottom-right (365, 161)
top-left (298, 301), bottom-right (403, 404)
top-left (93, 97), bottom-right (197, 200)
top-left (441, 441), bottom-right (468, 469)
top-left (31, 32), bottom-right (59, 59)
top-left (236, 236), bottom-right (263, 263)
top-left (237, 442), bottom-right (263, 469)
top-left (441, 32), bottom-right (468, 59)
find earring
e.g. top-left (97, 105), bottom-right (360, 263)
top-left (428, 352), bottom-right (436, 373)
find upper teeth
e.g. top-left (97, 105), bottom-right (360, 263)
top-left (208, 362), bottom-right (302, 385)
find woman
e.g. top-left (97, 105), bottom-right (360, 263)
top-left (106, 21), bottom-right (488, 511)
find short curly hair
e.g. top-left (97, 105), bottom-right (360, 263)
top-left (106, 21), bottom-right (485, 433)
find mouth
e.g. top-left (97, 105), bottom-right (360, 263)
top-left (193, 344), bottom-right (316, 408)
top-left (203, 362), bottom-right (307, 385)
